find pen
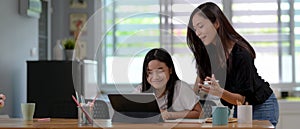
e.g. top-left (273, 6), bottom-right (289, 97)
top-left (71, 95), bottom-right (93, 123)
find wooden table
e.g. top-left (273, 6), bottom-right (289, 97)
top-left (0, 118), bottom-right (274, 129)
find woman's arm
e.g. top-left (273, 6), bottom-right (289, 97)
top-left (161, 102), bottom-right (202, 120)
top-left (220, 89), bottom-right (245, 105)
top-left (199, 75), bottom-right (245, 105)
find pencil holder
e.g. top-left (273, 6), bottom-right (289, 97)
top-left (78, 104), bottom-right (94, 126)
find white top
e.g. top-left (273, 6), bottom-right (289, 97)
top-left (134, 80), bottom-right (200, 111)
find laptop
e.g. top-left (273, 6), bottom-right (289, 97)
top-left (108, 93), bottom-right (163, 123)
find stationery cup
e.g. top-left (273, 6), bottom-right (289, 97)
top-left (212, 106), bottom-right (230, 125)
top-left (21, 103), bottom-right (35, 121)
top-left (237, 105), bottom-right (252, 125)
top-left (78, 104), bottom-right (94, 126)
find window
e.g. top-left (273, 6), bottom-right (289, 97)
top-left (39, 0), bottom-right (50, 60)
top-left (232, 0), bottom-right (299, 87)
top-left (232, 0), bottom-right (283, 83)
top-left (101, 0), bottom-right (221, 87)
top-left (294, 0), bottom-right (300, 83)
top-left (100, 0), bottom-right (300, 92)
top-left (102, 0), bottom-right (160, 86)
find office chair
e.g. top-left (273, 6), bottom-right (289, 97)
top-left (85, 99), bottom-right (110, 119)
top-left (199, 99), bottom-right (217, 118)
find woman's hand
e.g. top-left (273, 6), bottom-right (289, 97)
top-left (160, 109), bottom-right (172, 120)
top-left (198, 74), bottom-right (224, 97)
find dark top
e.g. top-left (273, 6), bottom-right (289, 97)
top-left (221, 43), bottom-right (273, 108)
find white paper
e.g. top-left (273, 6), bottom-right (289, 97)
top-left (164, 118), bottom-right (206, 123)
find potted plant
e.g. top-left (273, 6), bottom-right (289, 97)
top-left (62, 38), bottom-right (76, 60)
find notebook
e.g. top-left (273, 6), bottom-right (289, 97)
top-left (108, 93), bottom-right (163, 123)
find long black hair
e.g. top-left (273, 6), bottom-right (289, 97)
top-left (141, 48), bottom-right (180, 109)
top-left (186, 2), bottom-right (256, 81)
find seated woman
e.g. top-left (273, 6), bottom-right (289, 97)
top-left (134, 48), bottom-right (201, 120)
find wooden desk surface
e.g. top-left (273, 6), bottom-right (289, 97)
top-left (0, 118), bottom-right (274, 129)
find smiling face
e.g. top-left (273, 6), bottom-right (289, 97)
top-left (192, 13), bottom-right (219, 46)
top-left (146, 60), bottom-right (171, 91)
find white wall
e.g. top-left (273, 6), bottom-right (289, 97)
top-left (0, 0), bottom-right (38, 117)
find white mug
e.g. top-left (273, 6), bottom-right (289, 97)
top-left (237, 105), bottom-right (252, 125)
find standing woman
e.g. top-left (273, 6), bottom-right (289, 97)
top-left (186, 2), bottom-right (279, 126)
